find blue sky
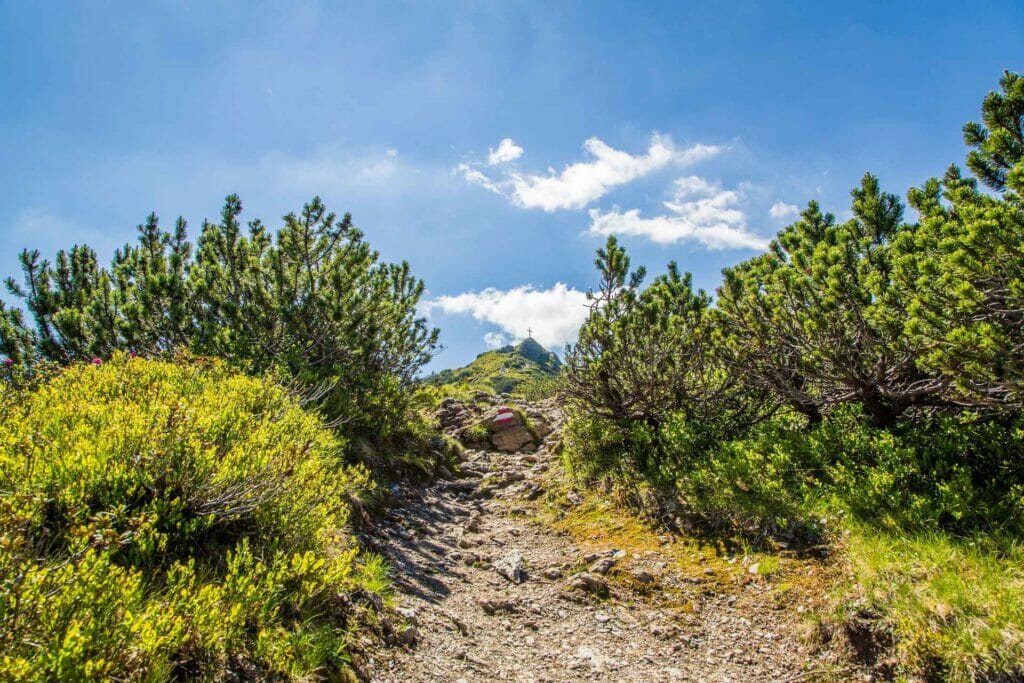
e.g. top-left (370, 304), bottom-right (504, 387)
top-left (1, 1), bottom-right (1021, 371)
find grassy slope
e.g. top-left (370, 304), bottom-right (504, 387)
top-left (834, 527), bottom-right (1024, 680)
top-left (424, 338), bottom-right (561, 397)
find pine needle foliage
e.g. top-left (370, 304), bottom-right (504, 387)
top-left (2, 195), bottom-right (439, 443)
top-left (560, 71), bottom-right (1024, 681)
top-left (717, 175), bottom-right (946, 427)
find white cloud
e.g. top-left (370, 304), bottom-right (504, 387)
top-left (586, 175), bottom-right (769, 251)
top-left (769, 200), bottom-right (799, 220)
top-left (672, 175), bottom-right (718, 196)
top-left (487, 138), bottom-right (524, 165)
top-left (509, 135), bottom-right (719, 211)
top-left (483, 331), bottom-right (511, 349)
top-left (456, 134), bottom-right (721, 211)
top-left (426, 283), bottom-right (589, 349)
top-left (386, 148), bottom-right (399, 158)
top-left (455, 163), bottom-right (503, 195)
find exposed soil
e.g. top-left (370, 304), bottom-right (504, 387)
top-left (360, 400), bottom-right (860, 682)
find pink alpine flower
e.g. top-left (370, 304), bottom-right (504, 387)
top-left (91, 357), bottom-right (103, 365)
top-left (2, 358), bottom-right (13, 367)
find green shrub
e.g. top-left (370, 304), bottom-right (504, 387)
top-left (0, 354), bottom-right (385, 680)
top-left (2, 195), bottom-right (439, 448)
top-left (666, 413), bottom-right (827, 540)
top-left (898, 71), bottom-right (1024, 413)
top-left (563, 237), bottom-right (767, 434)
top-left (820, 409), bottom-right (1024, 534)
top-left (566, 406), bottom-right (1024, 541)
top-left (564, 408), bottom-right (827, 539)
top-left (561, 408), bottom-right (648, 483)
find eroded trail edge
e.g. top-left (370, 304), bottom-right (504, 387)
top-left (361, 396), bottom-right (846, 682)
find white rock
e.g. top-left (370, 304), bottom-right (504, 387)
top-left (494, 550), bottom-right (526, 584)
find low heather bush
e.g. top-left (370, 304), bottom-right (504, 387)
top-left (0, 354), bottom-right (384, 680)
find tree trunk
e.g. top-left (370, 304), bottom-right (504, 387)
top-left (792, 400), bottom-right (823, 426)
top-left (861, 390), bottom-right (902, 429)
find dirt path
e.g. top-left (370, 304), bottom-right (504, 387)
top-left (360, 401), bottom-right (849, 682)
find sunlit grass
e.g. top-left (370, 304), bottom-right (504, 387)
top-left (835, 526), bottom-right (1024, 681)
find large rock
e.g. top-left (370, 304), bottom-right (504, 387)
top-left (491, 425), bottom-right (535, 451)
top-left (484, 407), bottom-right (537, 452)
top-left (485, 406), bottom-right (524, 431)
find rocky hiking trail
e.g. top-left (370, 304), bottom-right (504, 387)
top-left (360, 395), bottom-right (857, 682)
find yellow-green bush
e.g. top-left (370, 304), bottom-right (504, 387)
top-left (0, 354), bottom-right (385, 680)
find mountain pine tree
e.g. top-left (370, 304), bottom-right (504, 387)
top-left (718, 175), bottom-right (945, 427)
top-left (2, 195), bottom-right (438, 440)
top-left (900, 71), bottom-right (1024, 410)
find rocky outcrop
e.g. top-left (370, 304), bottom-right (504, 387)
top-left (436, 394), bottom-right (563, 455)
top-left (486, 409), bottom-right (535, 452)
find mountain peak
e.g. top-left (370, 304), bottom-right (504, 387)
top-left (516, 337), bottom-right (555, 363)
top-left (426, 337), bottom-right (560, 396)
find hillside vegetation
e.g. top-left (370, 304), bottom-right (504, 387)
top-left (0, 197), bottom-right (438, 679)
top-left (1, 69), bottom-right (1023, 681)
top-left (425, 337), bottom-right (561, 398)
top-left (561, 70), bottom-right (1024, 681)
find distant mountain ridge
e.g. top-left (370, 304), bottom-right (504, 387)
top-left (425, 338), bottom-right (561, 396)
